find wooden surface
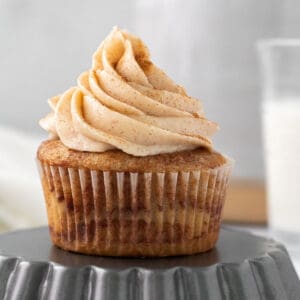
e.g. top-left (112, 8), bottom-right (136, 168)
top-left (223, 180), bottom-right (267, 224)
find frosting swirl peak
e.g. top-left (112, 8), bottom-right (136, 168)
top-left (40, 27), bottom-right (218, 156)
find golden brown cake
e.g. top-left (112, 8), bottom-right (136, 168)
top-left (38, 140), bottom-right (231, 256)
top-left (37, 27), bottom-right (233, 256)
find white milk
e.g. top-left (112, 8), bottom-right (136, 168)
top-left (262, 99), bottom-right (300, 232)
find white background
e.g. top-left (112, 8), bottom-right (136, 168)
top-left (1, 0), bottom-right (300, 180)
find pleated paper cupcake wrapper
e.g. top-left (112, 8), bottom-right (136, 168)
top-left (37, 159), bottom-right (233, 256)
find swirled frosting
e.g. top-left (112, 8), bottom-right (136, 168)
top-left (40, 27), bottom-right (218, 156)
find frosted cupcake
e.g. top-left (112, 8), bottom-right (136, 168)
top-left (37, 27), bottom-right (233, 256)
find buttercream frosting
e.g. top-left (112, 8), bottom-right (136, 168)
top-left (40, 27), bottom-right (218, 156)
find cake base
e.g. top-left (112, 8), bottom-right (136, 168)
top-left (0, 226), bottom-right (299, 299)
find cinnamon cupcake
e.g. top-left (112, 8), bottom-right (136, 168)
top-left (37, 27), bottom-right (233, 256)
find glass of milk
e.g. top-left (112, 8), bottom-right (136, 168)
top-left (258, 39), bottom-right (300, 233)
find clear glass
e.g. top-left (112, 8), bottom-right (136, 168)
top-left (258, 39), bottom-right (300, 233)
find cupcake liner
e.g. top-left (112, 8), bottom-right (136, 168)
top-left (37, 159), bottom-right (233, 256)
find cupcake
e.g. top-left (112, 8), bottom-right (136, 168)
top-left (37, 27), bottom-right (233, 256)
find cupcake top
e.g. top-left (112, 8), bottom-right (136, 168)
top-left (40, 27), bottom-right (218, 156)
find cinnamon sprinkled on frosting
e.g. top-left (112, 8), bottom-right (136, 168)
top-left (40, 27), bottom-right (218, 156)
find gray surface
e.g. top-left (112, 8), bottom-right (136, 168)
top-left (0, 227), bottom-right (299, 299)
top-left (227, 224), bottom-right (300, 277)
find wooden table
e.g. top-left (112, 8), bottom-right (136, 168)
top-left (223, 180), bottom-right (267, 224)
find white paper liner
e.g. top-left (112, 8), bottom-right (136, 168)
top-left (37, 159), bottom-right (233, 256)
